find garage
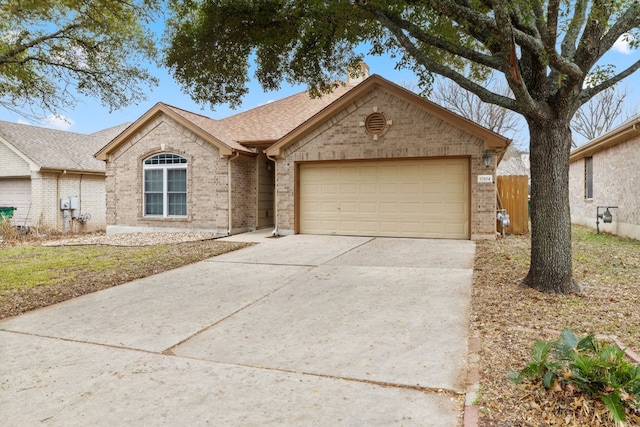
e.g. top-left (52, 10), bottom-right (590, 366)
top-left (0, 178), bottom-right (31, 225)
top-left (298, 158), bottom-right (469, 239)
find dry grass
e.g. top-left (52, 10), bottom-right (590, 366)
top-left (0, 237), bottom-right (249, 319)
top-left (473, 225), bottom-right (640, 426)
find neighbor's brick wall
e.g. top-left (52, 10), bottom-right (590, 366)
top-left (569, 135), bottom-right (640, 239)
top-left (276, 86), bottom-right (496, 239)
top-left (106, 114), bottom-right (230, 233)
top-left (26, 172), bottom-right (106, 232)
top-left (57, 174), bottom-right (106, 232)
top-left (29, 172), bottom-right (57, 230)
top-left (0, 143), bottom-right (31, 177)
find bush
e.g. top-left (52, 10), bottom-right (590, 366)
top-left (510, 328), bottom-right (640, 423)
top-left (0, 217), bottom-right (22, 241)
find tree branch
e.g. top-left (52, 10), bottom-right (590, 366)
top-left (544, 0), bottom-right (560, 53)
top-left (580, 59), bottom-right (640, 103)
top-left (0, 24), bottom-right (81, 64)
top-left (560, 0), bottom-right (587, 59)
top-left (379, 15), bottom-right (525, 114)
top-left (361, 5), bottom-right (502, 70)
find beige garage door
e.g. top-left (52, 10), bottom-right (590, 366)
top-left (299, 159), bottom-right (469, 239)
top-left (0, 178), bottom-right (31, 225)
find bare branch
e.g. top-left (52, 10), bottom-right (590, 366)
top-left (571, 86), bottom-right (638, 144)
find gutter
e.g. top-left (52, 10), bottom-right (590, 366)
top-left (570, 117), bottom-right (640, 162)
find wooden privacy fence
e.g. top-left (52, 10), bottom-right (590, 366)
top-left (497, 175), bottom-right (529, 235)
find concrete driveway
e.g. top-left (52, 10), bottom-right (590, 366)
top-left (0, 232), bottom-right (475, 426)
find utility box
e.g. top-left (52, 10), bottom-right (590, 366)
top-left (69, 196), bottom-right (79, 210)
top-left (60, 197), bottom-right (70, 210)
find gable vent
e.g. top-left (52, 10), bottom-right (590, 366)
top-left (365, 112), bottom-right (387, 135)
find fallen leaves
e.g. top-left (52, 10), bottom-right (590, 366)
top-left (472, 226), bottom-right (640, 426)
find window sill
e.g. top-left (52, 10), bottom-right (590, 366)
top-left (141, 216), bottom-right (190, 222)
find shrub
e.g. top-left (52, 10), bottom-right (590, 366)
top-left (510, 328), bottom-right (640, 423)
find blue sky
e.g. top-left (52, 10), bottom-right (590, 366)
top-left (0, 24), bottom-right (638, 149)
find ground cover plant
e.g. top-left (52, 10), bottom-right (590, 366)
top-left (473, 225), bottom-right (640, 426)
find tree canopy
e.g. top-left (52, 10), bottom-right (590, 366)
top-left (164, 0), bottom-right (640, 294)
top-left (0, 0), bottom-right (161, 117)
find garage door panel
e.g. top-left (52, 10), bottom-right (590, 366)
top-left (299, 159), bottom-right (469, 239)
top-left (0, 178), bottom-right (31, 225)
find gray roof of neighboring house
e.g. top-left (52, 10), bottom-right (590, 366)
top-left (90, 122), bottom-right (132, 142)
top-left (0, 120), bottom-right (126, 173)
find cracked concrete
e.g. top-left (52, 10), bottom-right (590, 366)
top-left (0, 231), bottom-right (475, 426)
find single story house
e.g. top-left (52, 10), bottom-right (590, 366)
top-left (95, 71), bottom-right (511, 240)
top-left (569, 116), bottom-right (640, 239)
top-left (0, 121), bottom-right (128, 232)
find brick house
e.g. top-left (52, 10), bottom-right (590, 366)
top-left (0, 121), bottom-right (128, 231)
top-left (569, 116), bottom-right (640, 239)
top-left (95, 72), bottom-right (511, 240)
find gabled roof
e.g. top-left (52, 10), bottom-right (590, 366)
top-left (0, 120), bottom-right (115, 173)
top-left (266, 74), bottom-right (511, 157)
top-left (95, 84), bottom-right (361, 159)
top-left (95, 103), bottom-right (253, 160)
top-left (570, 116), bottom-right (640, 162)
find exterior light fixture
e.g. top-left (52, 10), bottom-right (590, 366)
top-left (596, 205), bottom-right (618, 234)
top-left (482, 151), bottom-right (493, 167)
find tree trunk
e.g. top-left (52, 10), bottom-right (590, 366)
top-left (521, 116), bottom-right (582, 294)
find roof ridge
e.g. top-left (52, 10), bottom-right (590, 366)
top-left (161, 102), bottom-right (219, 122)
top-left (0, 118), bottom-right (93, 138)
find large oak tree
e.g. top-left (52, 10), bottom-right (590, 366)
top-left (164, 0), bottom-right (640, 294)
top-left (0, 0), bottom-right (161, 117)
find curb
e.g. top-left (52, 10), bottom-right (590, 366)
top-left (463, 334), bottom-right (481, 427)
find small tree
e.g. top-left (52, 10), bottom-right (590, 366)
top-left (0, 0), bottom-right (161, 118)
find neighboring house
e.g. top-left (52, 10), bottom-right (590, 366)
top-left (0, 121), bottom-right (129, 232)
top-left (569, 116), bottom-right (640, 239)
top-left (95, 71), bottom-right (511, 240)
top-left (497, 152), bottom-right (530, 178)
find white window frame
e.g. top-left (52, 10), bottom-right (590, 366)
top-left (143, 154), bottom-right (188, 218)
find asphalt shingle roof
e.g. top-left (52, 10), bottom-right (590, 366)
top-left (219, 84), bottom-right (356, 143)
top-left (162, 105), bottom-right (252, 153)
top-left (0, 120), bottom-right (122, 173)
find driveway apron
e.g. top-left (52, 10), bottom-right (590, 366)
top-left (0, 233), bottom-right (475, 426)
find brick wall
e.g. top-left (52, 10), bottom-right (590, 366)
top-left (275, 86), bottom-right (497, 239)
top-left (106, 114), bottom-right (232, 234)
top-left (0, 143), bottom-right (31, 177)
top-left (570, 136), bottom-right (640, 239)
top-left (230, 154), bottom-right (257, 233)
top-left (57, 174), bottom-right (106, 232)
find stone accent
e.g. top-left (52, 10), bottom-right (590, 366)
top-left (275, 86), bottom-right (497, 239)
top-left (569, 135), bottom-right (640, 240)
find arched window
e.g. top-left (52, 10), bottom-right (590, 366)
top-left (143, 153), bottom-right (187, 217)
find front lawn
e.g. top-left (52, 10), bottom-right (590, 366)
top-left (0, 239), bottom-right (248, 318)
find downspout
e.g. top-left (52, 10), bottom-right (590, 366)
top-left (266, 152), bottom-right (278, 236)
top-left (227, 151), bottom-right (240, 235)
top-left (60, 170), bottom-right (67, 233)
